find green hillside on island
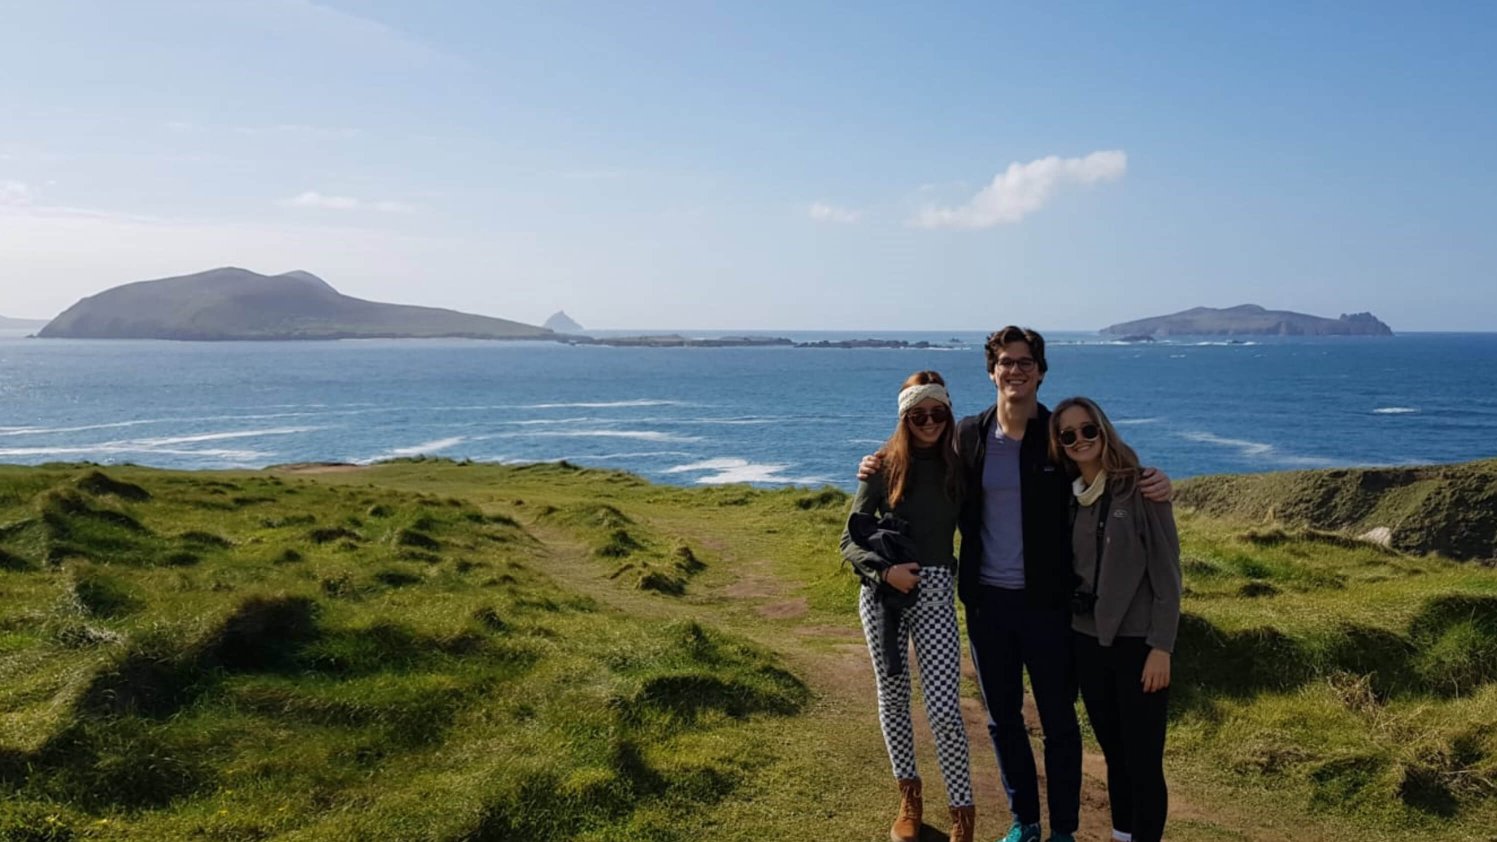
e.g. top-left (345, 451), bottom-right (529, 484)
top-left (2, 461), bottom-right (1496, 841)
top-left (37, 268), bottom-right (553, 341)
top-left (1102, 304), bottom-right (1393, 337)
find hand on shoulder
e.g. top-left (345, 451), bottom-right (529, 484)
top-left (1139, 466), bottom-right (1172, 503)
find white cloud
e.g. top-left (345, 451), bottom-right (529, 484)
top-left (912, 150), bottom-right (1127, 230)
top-left (808, 202), bottom-right (861, 223)
top-left (281, 191), bottom-right (416, 213)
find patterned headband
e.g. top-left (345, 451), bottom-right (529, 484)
top-left (897, 383), bottom-right (952, 417)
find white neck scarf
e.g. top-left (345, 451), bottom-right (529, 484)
top-left (1073, 471), bottom-right (1108, 507)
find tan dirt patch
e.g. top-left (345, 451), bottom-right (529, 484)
top-left (721, 575), bottom-right (782, 600)
top-left (758, 597), bottom-right (809, 619)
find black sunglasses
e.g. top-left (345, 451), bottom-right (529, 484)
top-left (1058, 423), bottom-right (1101, 447)
top-left (906, 406), bottom-right (951, 427)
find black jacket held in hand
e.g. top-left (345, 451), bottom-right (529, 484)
top-left (844, 511), bottom-right (919, 677)
top-left (955, 403), bottom-right (1075, 613)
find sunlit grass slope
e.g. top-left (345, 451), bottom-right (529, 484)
top-left (2, 459), bottom-right (1496, 840)
top-left (0, 464), bottom-right (808, 840)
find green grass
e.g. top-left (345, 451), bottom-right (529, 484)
top-left (0, 464), bottom-right (807, 840)
top-left (2, 460), bottom-right (1496, 840)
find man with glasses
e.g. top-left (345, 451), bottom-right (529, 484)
top-left (863, 326), bottom-right (1171, 842)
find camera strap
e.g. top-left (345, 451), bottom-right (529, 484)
top-left (1088, 489), bottom-right (1111, 599)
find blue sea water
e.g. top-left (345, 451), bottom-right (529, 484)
top-left (3, 330), bottom-right (1496, 489)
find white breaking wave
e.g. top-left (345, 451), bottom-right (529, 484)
top-left (690, 416), bottom-right (780, 425)
top-left (521, 399), bottom-right (688, 409)
top-left (1179, 431), bottom-right (1335, 467)
top-left (1113, 417), bottom-right (1162, 426)
top-left (132, 426), bottom-right (325, 446)
top-left (0, 444), bottom-right (273, 461)
top-left (481, 430), bottom-right (702, 443)
top-left (1180, 431), bottom-right (1274, 456)
top-left (0, 410), bottom-right (371, 438)
top-left (0, 426), bottom-right (317, 457)
top-left (385, 437), bottom-right (468, 457)
top-left (531, 450), bottom-right (696, 462)
top-left (665, 457), bottom-right (827, 486)
top-left (1372, 407), bottom-right (1420, 415)
top-left (493, 416), bottom-right (598, 426)
top-left (0, 418), bottom-right (195, 437)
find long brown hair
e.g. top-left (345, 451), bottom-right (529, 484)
top-left (1048, 396), bottom-right (1141, 495)
top-left (883, 370), bottom-right (962, 508)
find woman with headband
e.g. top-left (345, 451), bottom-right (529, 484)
top-left (840, 370), bottom-right (975, 842)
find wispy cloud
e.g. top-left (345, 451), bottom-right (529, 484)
top-left (808, 202), bottom-right (861, 223)
top-left (912, 150), bottom-right (1127, 229)
top-left (556, 168), bottom-right (634, 181)
top-left (0, 181), bottom-right (33, 206)
top-left (233, 124), bottom-right (360, 138)
top-left (226, 0), bottom-right (457, 68)
top-left (281, 191), bottom-right (416, 213)
top-left (168, 121), bottom-right (360, 139)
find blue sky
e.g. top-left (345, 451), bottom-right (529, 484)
top-left (1, 1), bottom-right (1494, 330)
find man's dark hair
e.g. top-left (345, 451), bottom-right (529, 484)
top-left (984, 325), bottom-right (1048, 375)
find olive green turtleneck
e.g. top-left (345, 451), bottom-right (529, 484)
top-left (840, 446), bottom-right (960, 580)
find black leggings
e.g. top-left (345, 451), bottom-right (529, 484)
top-left (1074, 633), bottom-right (1168, 842)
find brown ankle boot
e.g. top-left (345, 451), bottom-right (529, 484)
top-left (948, 804), bottom-right (975, 842)
top-left (890, 778), bottom-right (922, 842)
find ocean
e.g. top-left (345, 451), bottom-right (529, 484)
top-left (3, 330), bottom-right (1495, 489)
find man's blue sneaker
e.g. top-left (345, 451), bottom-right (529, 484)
top-left (999, 823), bottom-right (1041, 842)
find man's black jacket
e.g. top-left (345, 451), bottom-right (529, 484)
top-left (955, 402), bottom-right (1075, 614)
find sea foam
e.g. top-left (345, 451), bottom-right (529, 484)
top-left (665, 457), bottom-right (826, 485)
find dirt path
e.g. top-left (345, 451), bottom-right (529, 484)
top-left (495, 500), bottom-right (1248, 841)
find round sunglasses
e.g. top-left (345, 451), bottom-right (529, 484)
top-left (906, 406), bottom-right (951, 427)
top-left (1057, 423), bottom-right (1102, 447)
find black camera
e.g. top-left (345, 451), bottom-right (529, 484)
top-left (1070, 590), bottom-right (1097, 615)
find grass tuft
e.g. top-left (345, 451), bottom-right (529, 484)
top-left (74, 470), bottom-right (151, 501)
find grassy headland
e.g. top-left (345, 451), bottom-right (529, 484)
top-left (2, 460), bottom-right (1495, 841)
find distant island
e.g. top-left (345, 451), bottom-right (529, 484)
top-left (1101, 304), bottom-right (1393, 337)
top-left (543, 310), bottom-right (585, 333)
top-left (38, 267), bottom-right (553, 341)
top-left (0, 315), bottom-right (48, 330)
top-left (568, 335), bottom-right (954, 349)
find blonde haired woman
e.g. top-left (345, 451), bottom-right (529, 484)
top-left (1049, 396), bottom-right (1181, 842)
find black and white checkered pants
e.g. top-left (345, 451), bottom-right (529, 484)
top-left (858, 566), bottom-right (974, 808)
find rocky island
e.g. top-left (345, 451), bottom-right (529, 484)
top-left (543, 310), bottom-right (585, 333)
top-left (1101, 304), bottom-right (1392, 337)
top-left (568, 335), bottom-right (955, 349)
top-left (37, 267), bottom-right (554, 341)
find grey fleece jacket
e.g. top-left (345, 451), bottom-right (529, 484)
top-left (1070, 482), bottom-right (1182, 653)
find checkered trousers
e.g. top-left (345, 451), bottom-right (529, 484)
top-left (858, 566), bottom-right (974, 808)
